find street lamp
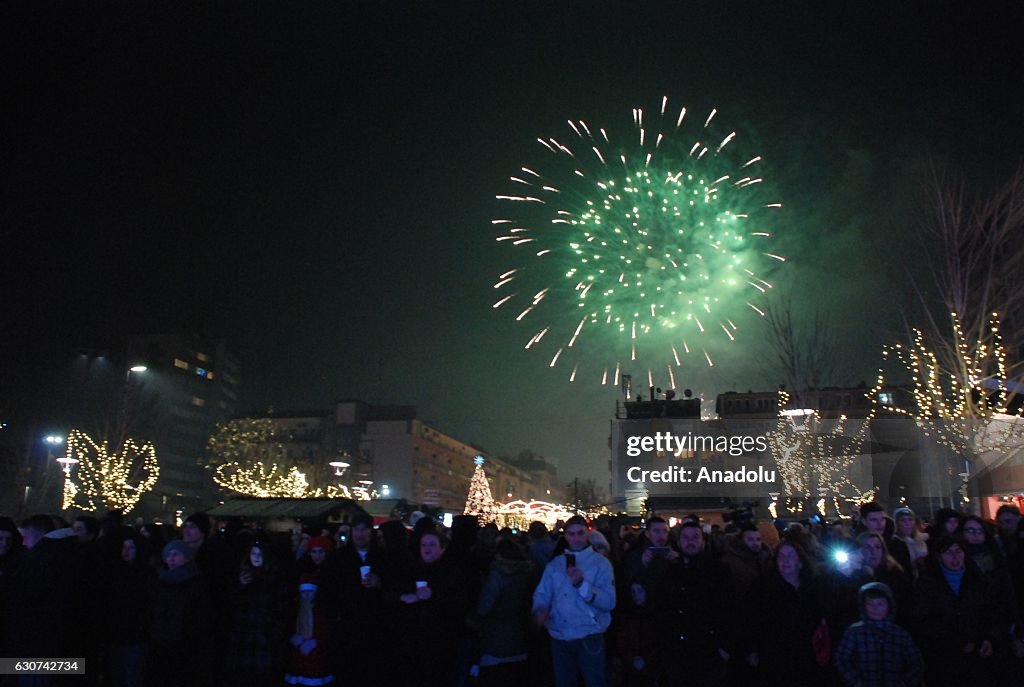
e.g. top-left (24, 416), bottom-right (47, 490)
top-left (57, 455), bottom-right (80, 475)
top-left (328, 461), bottom-right (350, 477)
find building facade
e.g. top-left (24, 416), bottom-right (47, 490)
top-left (126, 333), bottom-right (240, 517)
top-left (328, 400), bottom-right (560, 512)
top-left (229, 400), bottom-right (562, 513)
top-left (610, 385), bottom-right (982, 519)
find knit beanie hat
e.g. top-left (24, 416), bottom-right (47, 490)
top-left (185, 512), bottom-right (212, 537)
top-left (893, 507), bottom-right (915, 520)
top-left (162, 539), bottom-right (193, 562)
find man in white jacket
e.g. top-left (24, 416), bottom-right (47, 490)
top-left (532, 515), bottom-right (616, 687)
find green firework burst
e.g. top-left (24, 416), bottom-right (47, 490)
top-left (493, 98), bottom-right (786, 385)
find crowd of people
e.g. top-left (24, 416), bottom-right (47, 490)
top-left (1, 502), bottom-right (1024, 687)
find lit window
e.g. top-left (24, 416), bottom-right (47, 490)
top-left (206, 371), bottom-right (215, 380)
top-left (174, 359), bottom-right (189, 370)
top-left (196, 352), bottom-right (209, 362)
top-left (191, 397), bottom-right (206, 407)
top-left (878, 392), bottom-right (894, 406)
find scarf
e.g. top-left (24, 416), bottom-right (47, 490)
top-left (897, 533), bottom-right (929, 562)
top-left (940, 565), bottom-right (965, 595)
top-left (159, 561), bottom-right (198, 584)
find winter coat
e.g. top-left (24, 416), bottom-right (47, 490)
top-left (719, 534), bottom-right (771, 593)
top-left (222, 567), bottom-right (288, 677)
top-left (911, 559), bottom-right (1000, 687)
top-left (3, 533), bottom-right (77, 656)
top-left (532, 546), bottom-right (615, 641)
top-left (0, 546), bottom-right (25, 656)
top-left (107, 558), bottom-right (156, 646)
top-left (965, 540), bottom-right (1020, 630)
top-left (390, 556), bottom-right (469, 659)
top-left (822, 565), bottom-right (875, 651)
top-left (285, 603), bottom-right (332, 684)
top-left (872, 562), bottom-right (913, 628)
top-left (835, 582), bottom-right (923, 687)
top-left (321, 545), bottom-right (387, 641)
top-left (912, 560), bottom-right (999, 654)
top-left (529, 537), bottom-right (556, 572)
top-left (147, 563), bottom-right (213, 687)
top-left (647, 550), bottom-right (735, 661)
top-left (476, 555), bottom-right (534, 659)
top-left (748, 572), bottom-right (826, 687)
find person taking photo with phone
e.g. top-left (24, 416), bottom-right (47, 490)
top-left (532, 515), bottom-right (616, 687)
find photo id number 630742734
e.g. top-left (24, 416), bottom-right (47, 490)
top-left (1, 659), bottom-right (85, 675)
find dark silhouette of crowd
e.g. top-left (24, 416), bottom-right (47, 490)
top-left (1, 501), bottom-right (1023, 687)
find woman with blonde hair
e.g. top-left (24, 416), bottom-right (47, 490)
top-left (889, 506), bottom-right (928, 574)
top-left (857, 531), bottom-right (911, 625)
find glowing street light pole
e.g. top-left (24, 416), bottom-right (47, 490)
top-left (328, 461), bottom-right (350, 477)
top-left (54, 436), bottom-right (79, 511)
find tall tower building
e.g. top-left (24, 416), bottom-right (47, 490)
top-left (127, 333), bottom-right (239, 517)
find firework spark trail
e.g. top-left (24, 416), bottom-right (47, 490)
top-left (493, 98), bottom-right (786, 385)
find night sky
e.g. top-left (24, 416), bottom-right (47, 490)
top-left (4, 2), bottom-right (1023, 484)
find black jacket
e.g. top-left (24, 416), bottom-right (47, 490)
top-left (911, 559), bottom-right (999, 654)
top-left (648, 551), bottom-right (736, 661)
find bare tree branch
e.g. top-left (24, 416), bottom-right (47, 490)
top-left (919, 165), bottom-right (1024, 386)
top-left (761, 294), bottom-right (838, 399)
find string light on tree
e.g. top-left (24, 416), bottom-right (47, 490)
top-left (215, 462), bottom-right (312, 498)
top-left (63, 429), bottom-right (159, 513)
top-left (766, 390), bottom-right (875, 514)
top-left (209, 418), bottom-right (302, 497)
top-left (464, 456), bottom-right (498, 524)
top-left (869, 312), bottom-right (1024, 478)
top-left (209, 419), bottom-right (379, 500)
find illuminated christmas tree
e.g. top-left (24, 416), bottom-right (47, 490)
top-left (464, 456), bottom-right (497, 524)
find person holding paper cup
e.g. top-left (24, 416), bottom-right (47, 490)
top-left (391, 528), bottom-right (469, 687)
